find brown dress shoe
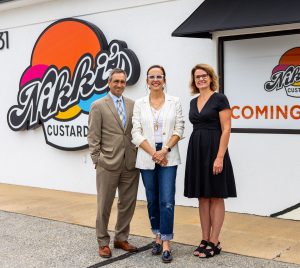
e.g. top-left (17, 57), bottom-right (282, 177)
top-left (99, 245), bottom-right (112, 258)
top-left (114, 240), bottom-right (138, 252)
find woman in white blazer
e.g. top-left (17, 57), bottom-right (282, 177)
top-left (131, 65), bottom-right (184, 263)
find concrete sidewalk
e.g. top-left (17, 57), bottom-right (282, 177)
top-left (1, 210), bottom-right (299, 268)
top-left (0, 183), bottom-right (299, 266)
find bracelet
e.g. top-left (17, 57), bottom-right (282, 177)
top-left (163, 145), bottom-right (171, 152)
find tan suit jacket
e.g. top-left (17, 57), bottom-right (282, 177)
top-left (88, 94), bottom-right (137, 171)
top-left (88, 93), bottom-right (139, 246)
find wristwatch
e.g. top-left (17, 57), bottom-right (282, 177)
top-left (163, 145), bottom-right (171, 152)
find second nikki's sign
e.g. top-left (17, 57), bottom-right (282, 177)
top-left (220, 31), bottom-right (300, 133)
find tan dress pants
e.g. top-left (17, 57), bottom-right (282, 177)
top-left (96, 162), bottom-right (139, 247)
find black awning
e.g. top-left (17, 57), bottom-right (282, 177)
top-left (0, 0), bottom-right (15, 3)
top-left (172, 0), bottom-right (300, 39)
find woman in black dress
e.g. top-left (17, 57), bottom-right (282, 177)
top-left (184, 64), bottom-right (236, 258)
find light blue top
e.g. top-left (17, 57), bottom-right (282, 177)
top-left (109, 91), bottom-right (127, 124)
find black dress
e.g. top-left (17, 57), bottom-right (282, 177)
top-left (184, 93), bottom-right (237, 198)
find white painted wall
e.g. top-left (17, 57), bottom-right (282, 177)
top-left (0, 0), bottom-right (299, 216)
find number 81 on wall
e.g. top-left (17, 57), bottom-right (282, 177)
top-left (0, 31), bottom-right (9, 50)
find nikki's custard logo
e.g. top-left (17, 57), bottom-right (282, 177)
top-left (265, 47), bottom-right (300, 98)
top-left (7, 18), bottom-right (140, 150)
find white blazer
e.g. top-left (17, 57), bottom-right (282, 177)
top-left (131, 94), bottom-right (184, 169)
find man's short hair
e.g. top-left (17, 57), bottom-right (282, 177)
top-left (108, 68), bottom-right (127, 81)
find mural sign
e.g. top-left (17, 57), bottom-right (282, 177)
top-left (7, 18), bottom-right (140, 150)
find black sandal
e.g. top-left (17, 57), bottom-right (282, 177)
top-left (162, 250), bottom-right (172, 263)
top-left (198, 241), bottom-right (222, 258)
top-left (152, 242), bottom-right (163, 255)
top-left (193, 240), bottom-right (208, 256)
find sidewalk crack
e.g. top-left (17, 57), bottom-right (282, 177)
top-left (272, 246), bottom-right (291, 260)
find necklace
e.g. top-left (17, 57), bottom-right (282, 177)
top-left (149, 95), bottom-right (165, 131)
top-left (150, 107), bottom-right (163, 131)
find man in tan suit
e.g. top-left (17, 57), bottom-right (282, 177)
top-left (88, 68), bottom-right (139, 258)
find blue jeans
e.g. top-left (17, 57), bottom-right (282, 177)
top-left (140, 143), bottom-right (177, 241)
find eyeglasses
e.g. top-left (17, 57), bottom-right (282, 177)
top-left (147, 75), bottom-right (164, 80)
top-left (194, 74), bottom-right (209, 80)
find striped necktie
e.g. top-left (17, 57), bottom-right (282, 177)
top-left (117, 99), bottom-right (126, 128)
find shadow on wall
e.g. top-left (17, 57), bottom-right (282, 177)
top-left (271, 202), bottom-right (300, 220)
